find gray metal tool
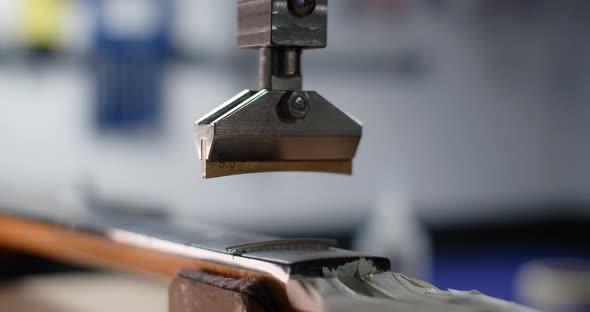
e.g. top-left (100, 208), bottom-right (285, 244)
top-left (195, 0), bottom-right (362, 179)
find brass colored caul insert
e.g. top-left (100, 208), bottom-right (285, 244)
top-left (202, 160), bottom-right (352, 179)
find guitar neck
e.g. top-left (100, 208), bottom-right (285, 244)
top-left (0, 185), bottom-right (535, 312)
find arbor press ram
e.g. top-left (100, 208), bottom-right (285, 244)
top-left (195, 0), bottom-right (362, 179)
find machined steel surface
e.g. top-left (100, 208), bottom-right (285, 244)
top-left (195, 90), bottom-right (361, 178)
top-left (196, 90), bottom-right (361, 162)
top-left (259, 47), bottom-right (303, 90)
top-left (237, 0), bottom-right (327, 48)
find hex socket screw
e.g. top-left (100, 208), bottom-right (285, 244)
top-left (285, 92), bottom-right (311, 119)
top-left (289, 0), bottom-right (316, 17)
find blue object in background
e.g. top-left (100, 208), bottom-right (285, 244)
top-left (91, 0), bottom-right (173, 130)
top-left (433, 243), bottom-right (590, 303)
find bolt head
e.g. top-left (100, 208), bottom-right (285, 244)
top-left (286, 92), bottom-right (311, 119)
top-left (289, 0), bottom-right (316, 17)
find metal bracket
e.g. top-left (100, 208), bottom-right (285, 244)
top-left (195, 90), bottom-right (361, 179)
top-left (194, 0), bottom-right (362, 179)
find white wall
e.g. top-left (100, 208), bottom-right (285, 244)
top-left (0, 1), bottom-right (588, 232)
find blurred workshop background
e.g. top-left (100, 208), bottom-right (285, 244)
top-left (1, 0), bottom-right (590, 311)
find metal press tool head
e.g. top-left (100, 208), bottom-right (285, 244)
top-left (195, 0), bottom-right (362, 179)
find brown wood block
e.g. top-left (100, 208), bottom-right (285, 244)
top-left (170, 269), bottom-right (275, 312)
